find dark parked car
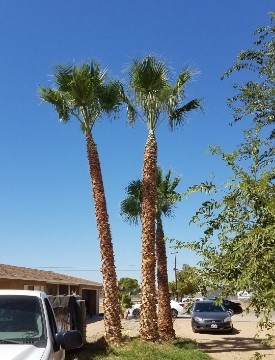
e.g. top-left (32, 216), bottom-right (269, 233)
top-left (207, 298), bottom-right (243, 315)
top-left (222, 299), bottom-right (243, 315)
top-left (191, 300), bottom-right (233, 333)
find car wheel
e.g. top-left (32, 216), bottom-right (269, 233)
top-left (228, 309), bottom-right (234, 316)
top-left (227, 326), bottom-right (234, 334)
top-left (171, 309), bottom-right (178, 318)
top-left (192, 325), bottom-right (198, 333)
top-left (132, 308), bottom-right (140, 318)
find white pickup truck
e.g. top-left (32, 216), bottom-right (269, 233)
top-left (0, 290), bottom-right (83, 360)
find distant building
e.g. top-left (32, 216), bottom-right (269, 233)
top-left (0, 263), bottom-right (102, 316)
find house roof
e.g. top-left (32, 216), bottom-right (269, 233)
top-left (0, 264), bottom-right (102, 288)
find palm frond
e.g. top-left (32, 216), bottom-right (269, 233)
top-left (120, 180), bottom-right (142, 225)
top-left (129, 55), bottom-right (169, 95)
top-left (53, 64), bottom-right (73, 91)
top-left (119, 85), bottom-right (137, 125)
top-left (40, 61), bottom-right (125, 131)
top-left (121, 168), bottom-right (181, 223)
top-left (120, 179), bottom-right (142, 225)
top-left (39, 86), bottom-right (70, 121)
top-left (171, 67), bottom-right (192, 98)
top-left (169, 98), bottom-right (202, 130)
top-left (127, 55), bottom-right (201, 132)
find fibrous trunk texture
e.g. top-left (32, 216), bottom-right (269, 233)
top-left (140, 131), bottom-right (159, 341)
top-left (156, 219), bottom-right (175, 340)
top-left (86, 132), bottom-right (122, 344)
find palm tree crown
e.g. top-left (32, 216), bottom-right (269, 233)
top-left (128, 55), bottom-right (202, 132)
top-left (120, 167), bottom-right (181, 224)
top-left (40, 62), bottom-right (131, 133)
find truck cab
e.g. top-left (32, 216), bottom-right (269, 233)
top-left (0, 290), bottom-right (83, 360)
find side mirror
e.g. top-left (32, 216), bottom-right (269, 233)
top-left (55, 330), bottom-right (83, 350)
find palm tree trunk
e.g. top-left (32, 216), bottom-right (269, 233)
top-left (156, 218), bottom-right (175, 340)
top-left (86, 131), bottom-right (122, 344)
top-left (140, 131), bottom-right (159, 341)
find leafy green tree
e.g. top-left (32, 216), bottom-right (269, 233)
top-left (176, 264), bottom-right (201, 297)
top-left (222, 12), bottom-right (275, 138)
top-left (118, 277), bottom-right (140, 317)
top-left (174, 13), bottom-right (275, 340)
top-left (168, 281), bottom-right (177, 298)
top-left (118, 293), bottom-right (133, 317)
top-left (126, 55), bottom-right (201, 341)
top-left (118, 277), bottom-right (141, 296)
top-left (121, 167), bottom-right (181, 340)
top-left (183, 125), bottom-right (275, 332)
top-left (39, 62), bottom-right (131, 344)
top-left (168, 265), bottom-right (201, 300)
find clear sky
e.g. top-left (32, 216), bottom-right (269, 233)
top-left (0, 0), bottom-right (273, 284)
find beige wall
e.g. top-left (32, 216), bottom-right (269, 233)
top-left (0, 279), bottom-right (46, 290)
top-left (0, 279), bottom-right (101, 314)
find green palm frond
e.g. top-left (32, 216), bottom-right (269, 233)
top-left (53, 64), bottom-right (73, 91)
top-left (156, 168), bottom-right (181, 218)
top-left (127, 54), bottom-right (201, 132)
top-left (121, 168), bottom-right (181, 224)
top-left (120, 180), bottom-right (142, 225)
top-left (39, 86), bottom-right (71, 121)
top-left (69, 63), bottom-right (105, 107)
top-left (100, 80), bottom-right (123, 115)
top-left (171, 67), bottom-right (192, 98)
top-left (169, 98), bottom-right (202, 130)
top-left (119, 85), bottom-right (136, 125)
top-left (129, 56), bottom-right (169, 94)
top-left (40, 60), bottom-right (130, 132)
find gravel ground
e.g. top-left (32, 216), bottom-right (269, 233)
top-left (86, 313), bottom-right (275, 360)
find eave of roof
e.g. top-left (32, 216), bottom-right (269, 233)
top-left (0, 264), bottom-right (102, 288)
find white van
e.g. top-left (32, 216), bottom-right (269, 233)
top-left (0, 290), bottom-right (82, 360)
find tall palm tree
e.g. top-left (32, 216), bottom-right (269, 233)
top-left (127, 55), bottom-right (201, 341)
top-left (39, 62), bottom-right (131, 344)
top-left (120, 168), bottom-right (181, 340)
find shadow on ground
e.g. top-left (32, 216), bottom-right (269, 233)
top-left (198, 336), bottom-right (274, 354)
top-left (66, 336), bottom-right (108, 359)
top-left (86, 314), bottom-right (104, 324)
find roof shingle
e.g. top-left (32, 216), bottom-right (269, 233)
top-left (0, 264), bottom-right (102, 287)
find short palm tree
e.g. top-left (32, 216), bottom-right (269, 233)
top-left (120, 168), bottom-right (181, 340)
top-left (127, 55), bottom-right (201, 341)
top-left (39, 62), bottom-right (130, 344)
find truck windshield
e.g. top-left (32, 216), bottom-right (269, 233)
top-left (0, 295), bottom-right (45, 344)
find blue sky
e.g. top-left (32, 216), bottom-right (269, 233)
top-left (0, 0), bottom-right (273, 284)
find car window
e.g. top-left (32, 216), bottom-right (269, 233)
top-left (0, 295), bottom-right (45, 343)
top-left (194, 302), bottom-right (225, 312)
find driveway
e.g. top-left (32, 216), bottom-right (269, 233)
top-left (86, 313), bottom-right (275, 360)
top-left (173, 313), bottom-right (275, 360)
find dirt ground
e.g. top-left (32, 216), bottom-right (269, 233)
top-left (86, 313), bottom-right (275, 360)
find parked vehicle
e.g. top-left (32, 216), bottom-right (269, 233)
top-left (128, 299), bottom-right (187, 318)
top-left (181, 297), bottom-right (203, 313)
top-left (182, 297), bottom-right (203, 305)
top-left (0, 290), bottom-right (82, 360)
top-left (222, 299), bottom-right (243, 315)
top-left (207, 298), bottom-right (243, 315)
top-left (237, 291), bottom-right (253, 300)
top-left (191, 300), bottom-right (233, 333)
